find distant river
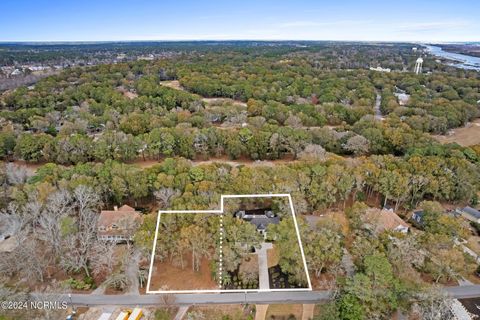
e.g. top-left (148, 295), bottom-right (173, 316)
top-left (424, 45), bottom-right (480, 71)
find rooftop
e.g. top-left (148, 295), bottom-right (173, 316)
top-left (363, 208), bottom-right (409, 234)
top-left (98, 204), bottom-right (142, 237)
top-left (462, 206), bottom-right (480, 219)
top-left (235, 209), bottom-right (280, 231)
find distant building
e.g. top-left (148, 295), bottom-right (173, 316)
top-left (457, 206), bottom-right (480, 224)
top-left (369, 66), bottom-right (391, 73)
top-left (116, 53), bottom-right (126, 61)
top-left (234, 208), bottom-right (280, 236)
top-left (394, 92), bottom-right (410, 106)
top-left (137, 54), bottom-right (154, 61)
top-left (97, 205), bottom-right (142, 242)
top-left (10, 69), bottom-right (22, 77)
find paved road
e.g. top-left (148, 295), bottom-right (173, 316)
top-left (445, 285), bottom-right (480, 299)
top-left (33, 286), bottom-right (480, 307)
top-left (57, 291), bottom-right (332, 306)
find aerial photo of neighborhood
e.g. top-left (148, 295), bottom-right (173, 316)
top-left (1, 0), bottom-right (480, 319)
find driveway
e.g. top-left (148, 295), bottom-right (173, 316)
top-left (302, 304), bottom-right (314, 320)
top-left (257, 243), bottom-right (273, 290)
top-left (125, 250), bottom-right (141, 295)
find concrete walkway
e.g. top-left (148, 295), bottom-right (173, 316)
top-left (257, 243), bottom-right (273, 290)
top-left (90, 283), bottom-right (107, 295)
top-left (174, 305), bottom-right (190, 320)
top-left (302, 304), bottom-right (315, 320)
top-left (255, 304), bottom-right (268, 320)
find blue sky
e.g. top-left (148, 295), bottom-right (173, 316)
top-left (1, 0), bottom-right (479, 42)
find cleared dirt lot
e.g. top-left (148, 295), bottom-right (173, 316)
top-left (266, 304), bottom-right (304, 319)
top-left (433, 119), bottom-right (480, 146)
top-left (149, 255), bottom-right (217, 291)
top-left (159, 80), bottom-right (247, 107)
top-left (159, 80), bottom-right (185, 91)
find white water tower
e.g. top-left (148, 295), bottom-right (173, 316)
top-left (414, 57), bottom-right (423, 74)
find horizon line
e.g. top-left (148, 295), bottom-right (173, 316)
top-left (0, 39), bottom-right (478, 45)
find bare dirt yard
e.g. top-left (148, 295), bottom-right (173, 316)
top-left (123, 91), bottom-right (138, 99)
top-left (433, 119), bottom-right (480, 146)
top-left (131, 155), bottom-right (300, 170)
top-left (159, 80), bottom-right (248, 107)
top-left (202, 97), bottom-right (247, 107)
top-left (266, 304), bottom-right (304, 320)
top-left (267, 244), bottom-right (280, 268)
top-left (187, 304), bottom-right (254, 320)
top-left (149, 254), bottom-right (217, 291)
top-left (159, 80), bottom-right (185, 91)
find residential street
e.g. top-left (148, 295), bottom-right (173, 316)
top-left (33, 286), bottom-right (480, 307)
top-left (445, 285), bottom-right (480, 299)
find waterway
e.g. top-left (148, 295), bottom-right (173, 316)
top-left (424, 44), bottom-right (480, 71)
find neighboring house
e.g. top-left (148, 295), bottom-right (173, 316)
top-left (450, 299), bottom-right (473, 320)
top-left (363, 208), bottom-right (409, 234)
top-left (234, 208), bottom-right (280, 237)
top-left (458, 297), bottom-right (480, 319)
top-left (97, 205), bottom-right (142, 242)
top-left (10, 69), bottom-right (22, 76)
top-left (411, 210), bottom-right (425, 228)
top-left (369, 66), bottom-right (391, 72)
top-left (457, 207), bottom-right (480, 224)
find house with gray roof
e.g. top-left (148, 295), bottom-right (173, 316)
top-left (457, 206), bottom-right (480, 224)
top-left (234, 208), bottom-right (280, 237)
